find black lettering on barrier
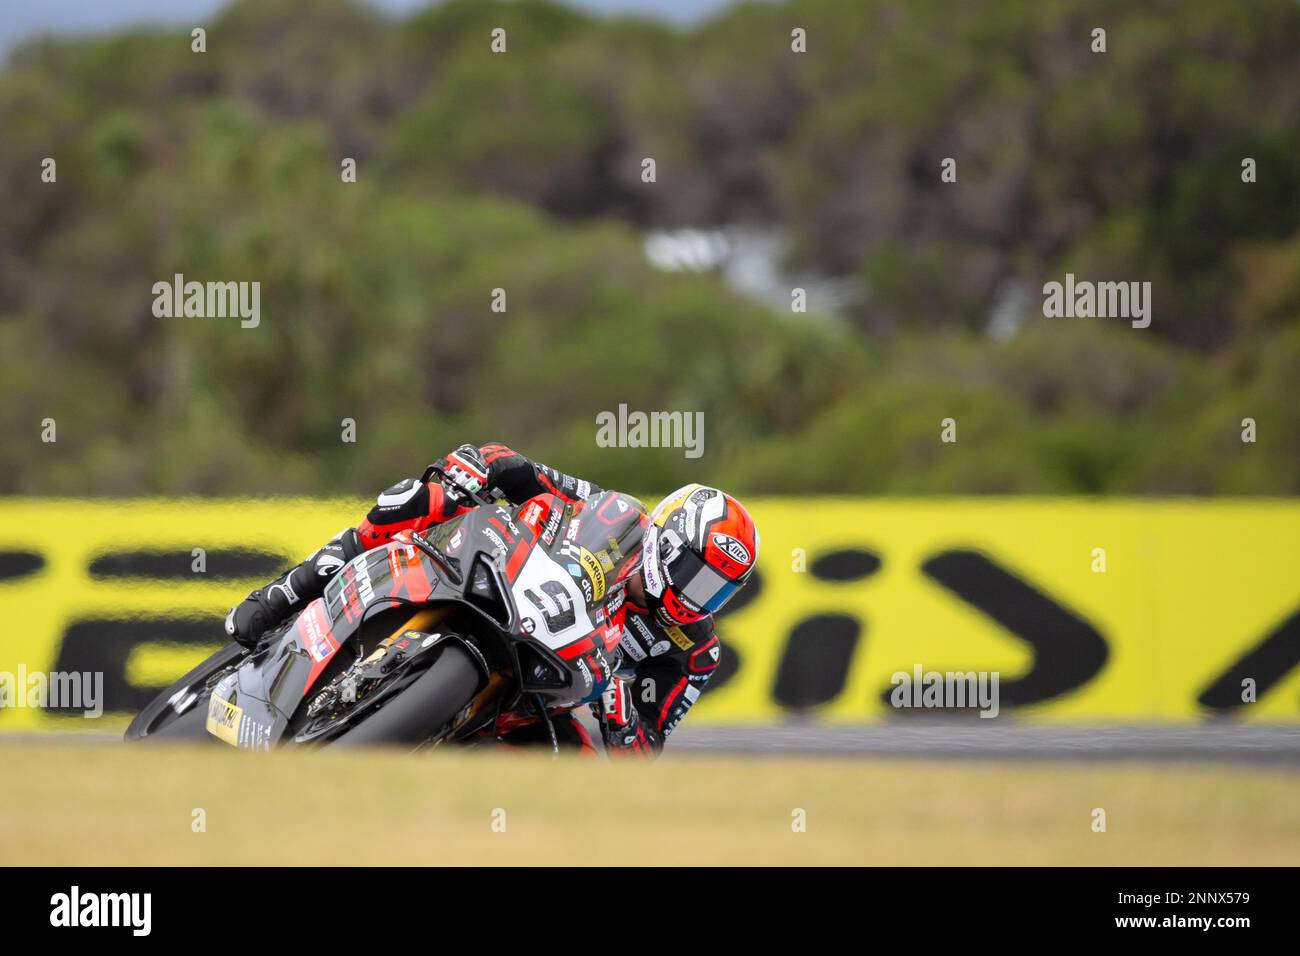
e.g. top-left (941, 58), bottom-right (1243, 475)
top-left (0, 550), bottom-right (45, 581)
top-left (50, 617), bottom-right (223, 715)
top-left (89, 549), bottom-right (290, 580)
top-left (702, 567), bottom-right (764, 694)
top-left (774, 614), bottom-right (861, 709)
top-left (1197, 606), bottom-right (1300, 711)
top-left (765, 553), bottom-right (881, 709)
top-left (878, 550), bottom-right (1109, 710)
top-left (810, 548), bottom-right (881, 581)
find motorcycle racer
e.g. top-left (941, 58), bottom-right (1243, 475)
top-left (224, 443), bottom-right (759, 755)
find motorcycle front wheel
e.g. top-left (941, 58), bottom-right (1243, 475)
top-left (328, 642), bottom-right (484, 749)
top-left (123, 642), bottom-right (247, 743)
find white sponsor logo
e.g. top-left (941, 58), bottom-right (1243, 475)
top-left (376, 478), bottom-right (420, 508)
top-left (315, 555), bottom-right (344, 577)
top-left (619, 629), bottom-right (647, 662)
top-left (711, 532), bottom-right (751, 565)
top-left (353, 559), bottom-right (376, 605)
top-left (642, 528), bottom-right (665, 597)
top-left (302, 608), bottom-right (333, 662)
top-left (268, 579), bottom-right (299, 605)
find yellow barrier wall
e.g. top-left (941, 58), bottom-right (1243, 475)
top-left (1, 498), bottom-right (1298, 729)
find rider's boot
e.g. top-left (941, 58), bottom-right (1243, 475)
top-left (224, 528), bottom-right (363, 647)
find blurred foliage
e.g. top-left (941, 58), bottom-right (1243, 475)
top-left (1, 0), bottom-right (1298, 497)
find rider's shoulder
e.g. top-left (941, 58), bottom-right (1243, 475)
top-left (669, 616), bottom-right (716, 649)
top-left (628, 616), bottom-right (718, 672)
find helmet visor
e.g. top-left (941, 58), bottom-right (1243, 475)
top-left (667, 546), bottom-right (741, 615)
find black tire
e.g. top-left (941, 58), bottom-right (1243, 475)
top-left (329, 643), bottom-right (482, 749)
top-left (142, 693), bottom-right (215, 742)
top-left (124, 642), bottom-right (247, 743)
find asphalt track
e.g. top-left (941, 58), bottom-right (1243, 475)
top-left (666, 722), bottom-right (1300, 767)
top-left (15, 722), bottom-right (1300, 767)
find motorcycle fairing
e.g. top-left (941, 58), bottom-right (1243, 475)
top-left (206, 536), bottom-right (462, 748)
top-left (204, 492), bottom-right (648, 748)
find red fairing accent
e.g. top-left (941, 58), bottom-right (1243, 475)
top-left (392, 539), bottom-right (434, 604)
top-left (557, 635), bottom-right (597, 660)
top-left (599, 599), bottom-right (629, 652)
top-left (517, 496), bottom-right (550, 534)
top-left (504, 537), bottom-right (533, 581)
top-left (298, 602), bottom-right (342, 693)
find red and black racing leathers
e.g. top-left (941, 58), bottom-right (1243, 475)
top-left (225, 443), bottom-right (721, 755)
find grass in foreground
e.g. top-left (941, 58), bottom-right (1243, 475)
top-left (0, 741), bottom-right (1295, 865)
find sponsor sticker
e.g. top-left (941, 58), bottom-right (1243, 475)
top-left (711, 532), bottom-right (751, 566)
top-left (206, 693), bottom-right (242, 746)
top-left (540, 507), bottom-right (563, 546)
top-left (300, 605), bottom-right (338, 663)
top-left (619, 627), bottom-right (647, 662)
top-left (667, 625), bottom-right (694, 651)
top-left (579, 547), bottom-right (607, 602)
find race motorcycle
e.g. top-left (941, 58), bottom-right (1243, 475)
top-left (125, 479), bottom-right (647, 752)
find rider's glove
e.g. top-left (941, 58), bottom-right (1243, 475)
top-left (596, 677), bottom-right (643, 752)
top-left (431, 443), bottom-right (492, 504)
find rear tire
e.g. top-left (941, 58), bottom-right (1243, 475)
top-left (329, 643), bottom-right (483, 749)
